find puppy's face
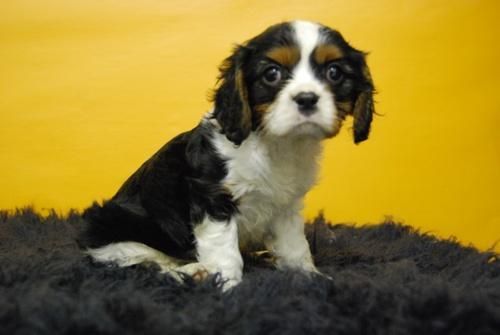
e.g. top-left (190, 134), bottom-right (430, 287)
top-left (213, 21), bottom-right (375, 145)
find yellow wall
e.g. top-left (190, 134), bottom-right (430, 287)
top-left (1, 1), bottom-right (499, 251)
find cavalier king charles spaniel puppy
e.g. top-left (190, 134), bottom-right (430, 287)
top-left (79, 20), bottom-right (375, 290)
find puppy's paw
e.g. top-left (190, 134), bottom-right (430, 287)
top-left (163, 262), bottom-right (242, 291)
top-left (301, 265), bottom-right (332, 281)
top-left (277, 260), bottom-right (332, 281)
top-left (317, 271), bottom-right (333, 281)
top-left (219, 276), bottom-right (242, 292)
top-left (191, 268), bottom-right (210, 282)
top-left (174, 262), bottom-right (215, 282)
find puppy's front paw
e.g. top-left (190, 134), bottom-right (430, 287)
top-left (298, 263), bottom-right (332, 281)
top-left (316, 270), bottom-right (333, 281)
top-left (275, 257), bottom-right (332, 281)
top-left (219, 277), bottom-right (241, 292)
top-left (216, 267), bottom-right (242, 292)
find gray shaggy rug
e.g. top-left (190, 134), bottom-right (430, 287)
top-left (0, 209), bottom-right (499, 334)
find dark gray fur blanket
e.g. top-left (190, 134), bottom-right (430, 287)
top-left (0, 209), bottom-right (499, 334)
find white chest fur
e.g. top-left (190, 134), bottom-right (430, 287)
top-left (211, 131), bottom-right (323, 250)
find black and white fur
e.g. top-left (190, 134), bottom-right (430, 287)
top-left (79, 20), bottom-right (375, 290)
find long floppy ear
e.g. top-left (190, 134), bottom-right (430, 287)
top-left (352, 65), bottom-right (375, 144)
top-left (212, 46), bottom-right (252, 145)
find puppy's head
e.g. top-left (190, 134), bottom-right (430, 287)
top-left (212, 20), bottom-right (375, 145)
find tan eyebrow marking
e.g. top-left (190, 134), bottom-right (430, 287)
top-left (265, 46), bottom-right (300, 67)
top-left (313, 44), bottom-right (344, 64)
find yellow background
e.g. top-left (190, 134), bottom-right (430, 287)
top-left (1, 1), bottom-right (499, 251)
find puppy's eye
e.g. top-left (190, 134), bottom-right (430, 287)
top-left (326, 63), bottom-right (343, 84)
top-left (262, 66), bottom-right (282, 86)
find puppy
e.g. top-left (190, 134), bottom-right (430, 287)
top-left (79, 20), bottom-right (375, 290)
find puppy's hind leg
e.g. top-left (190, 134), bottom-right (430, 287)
top-left (86, 242), bottom-right (195, 281)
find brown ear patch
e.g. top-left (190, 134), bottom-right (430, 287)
top-left (235, 69), bottom-right (252, 133)
top-left (314, 44), bottom-right (344, 64)
top-left (352, 90), bottom-right (374, 144)
top-left (266, 46), bottom-right (300, 68)
top-left (335, 101), bottom-right (353, 119)
top-left (254, 103), bottom-right (271, 115)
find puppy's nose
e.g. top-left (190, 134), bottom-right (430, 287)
top-left (293, 92), bottom-right (319, 115)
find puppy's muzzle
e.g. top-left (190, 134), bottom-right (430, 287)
top-left (293, 92), bottom-right (319, 116)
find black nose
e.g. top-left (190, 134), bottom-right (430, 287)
top-left (293, 92), bottom-right (319, 115)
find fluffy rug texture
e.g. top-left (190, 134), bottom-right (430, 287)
top-left (0, 209), bottom-right (499, 335)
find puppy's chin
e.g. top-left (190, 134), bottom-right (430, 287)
top-left (261, 100), bottom-right (341, 140)
top-left (287, 122), bottom-right (332, 139)
top-left (264, 117), bottom-right (342, 141)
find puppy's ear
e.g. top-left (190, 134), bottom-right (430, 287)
top-left (352, 64), bottom-right (375, 144)
top-left (212, 46), bottom-right (252, 145)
